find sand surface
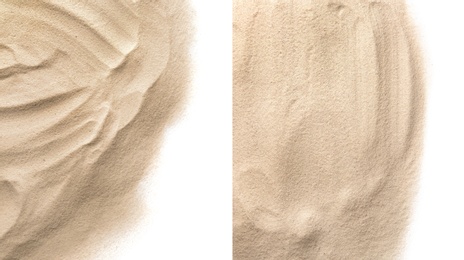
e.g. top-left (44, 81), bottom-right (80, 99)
top-left (233, 0), bottom-right (425, 259)
top-left (0, 0), bottom-right (191, 259)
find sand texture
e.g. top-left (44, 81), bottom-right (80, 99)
top-left (233, 0), bottom-right (424, 259)
top-left (0, 0), bottom-right (191, 258)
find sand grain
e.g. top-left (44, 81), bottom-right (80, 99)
top-left (233, 0), bottom-right (424, 259)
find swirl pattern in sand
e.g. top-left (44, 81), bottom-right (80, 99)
top-left (0, 0), bottom-right (190, 258)
top-left (233, 0), bottom-right (425, 259)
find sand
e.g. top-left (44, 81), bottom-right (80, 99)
top-left (233, 0), bottom-right (425, 259)
top-left (0, 0), bottom-right (191, 259)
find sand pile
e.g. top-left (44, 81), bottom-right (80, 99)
top-left (0, 0), bottom-right (191, 258)
top-left (233, 0), bottom-right (425, 258)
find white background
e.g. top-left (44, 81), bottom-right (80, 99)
top-left (100, 1), bottom-right (463, 259)
top-left (403, 1), bottom-right (464, 259)
top-left (98, 0), bottom-right (232, 259)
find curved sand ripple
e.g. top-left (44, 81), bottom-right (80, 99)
top-left (234, 0), bottom-right (425, 259)
top-left (0, 0), bottom-right (191, 258)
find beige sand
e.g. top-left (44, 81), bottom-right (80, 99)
top-left (0, 0), bottom-right (191, 258)
top-left (233, 0), bottom-right (424, 259)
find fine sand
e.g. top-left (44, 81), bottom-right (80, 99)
top-left (233, 0), bottom-right (425, 259)
top-left (0, 0), bottom-right (191, 259)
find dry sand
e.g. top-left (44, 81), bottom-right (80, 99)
top-left (0, 0), bottom-right (191, 259)
top-left (233, 0), bottom-right (425, 259)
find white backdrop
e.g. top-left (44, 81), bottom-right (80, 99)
top-left (98, 1), bottom-right (464, 259)
top-left (97, 0), bottom-right (232, 259)
top-left (403, 1), bottom-right (464, 259)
